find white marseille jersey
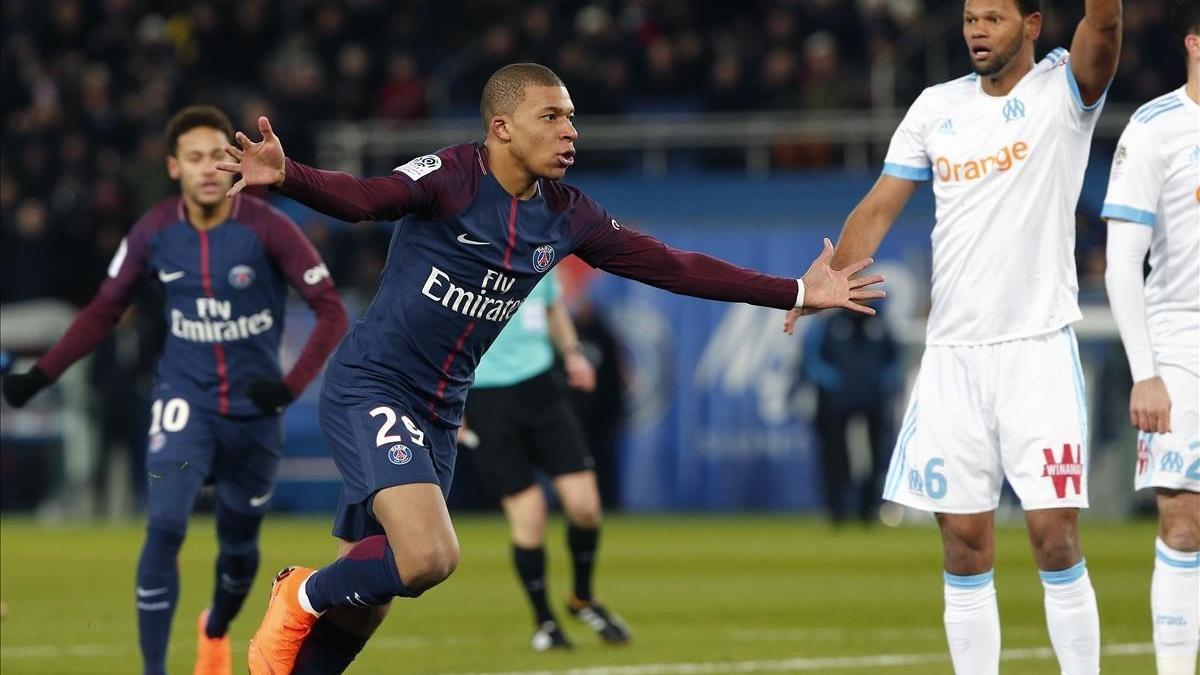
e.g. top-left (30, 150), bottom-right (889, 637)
top-left (882, 48), bottom-right (1104, 345)
top-left (1102, 87), bottom-right (1200, 374)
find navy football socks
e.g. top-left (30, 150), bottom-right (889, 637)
top-left (513, 545), bottom-right (555, 624)
top-left (567, 525), bottom-right (599, 602)
top-left (292, 616), bottom-right (370, 675)
top-left (205, 505), bottom-right (263, 638)
top-left (136, 523), bottom-right (184, 675)
top-left (304, 536), bottom-right (418, 612)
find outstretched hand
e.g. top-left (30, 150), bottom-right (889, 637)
top-left (784, 238), bottom-right (885, 334)
top-left (217, 116), bottom-right (287, 196)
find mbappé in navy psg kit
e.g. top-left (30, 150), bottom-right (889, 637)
top-left (278, 143), bottom-right (801, 540)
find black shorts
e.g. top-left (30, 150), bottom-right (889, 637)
top-left (464, 369), bottom-right (594, 497)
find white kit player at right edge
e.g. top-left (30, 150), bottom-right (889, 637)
top-left (1102, 4), bottom-right (1200, 673)
top-left (781, 1), bottom-right (1121, 674)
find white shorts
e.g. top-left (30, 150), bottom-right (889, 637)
top-left (883, 327), bottom-right (1089, 513)
top-left (1134, 364), bottom-right (1200, 492)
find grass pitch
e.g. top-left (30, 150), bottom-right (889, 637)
top-left (0, 515), bottom-right (1157, 674)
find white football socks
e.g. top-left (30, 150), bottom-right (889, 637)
top-left (1039, 560), bottom-right (1100, 675)
top-left (1151, 538), bottom-right (1200, 675)
top-left (944, 570), bottom-right (1001, 675)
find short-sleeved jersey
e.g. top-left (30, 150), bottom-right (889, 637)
top-left (472, 273), bottom-right (560, 388)
top-left (104, 194), bottom-right (334, 415)
top-left (1101, 87), bottom-right (1200, 374)
top-left (883, 48), bottom-right (1105, 345)
top-left (324, 143), bottom-right (634, 427)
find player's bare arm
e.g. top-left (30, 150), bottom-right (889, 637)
top-left (830, 175), bottom-right (917, 270)
top-left (784, 176), bottom-right (914, 334)
top-left (219, 116), bottom-right (418, 223)
top-left (1069, 0), bottom-right (1122, 104)
top-left (547, 300), bottom-right (596, 392)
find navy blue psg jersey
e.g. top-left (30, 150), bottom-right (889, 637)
top-left (302, 143), bottom-right (798, 427)
top-left (48, 195), bottom-right (339, 416)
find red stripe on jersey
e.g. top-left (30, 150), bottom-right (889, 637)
top-left (199, 229), bottom-right (214, 295)
top-left (501, 197), bottom-right (518, 270)
top-left (213, 343), bottom-right (230, 414)
top-left (199, 230), bottom-right (230, 414)
top-left (428, 320), bottom-right (476, 418)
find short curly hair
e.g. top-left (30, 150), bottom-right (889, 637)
top-left (164, 105), bottom-right (234, 156)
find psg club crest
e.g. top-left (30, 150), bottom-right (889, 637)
top-left (532, 245), bottom-right (555, 273)
top-left (228, 265), bottom-right (255, 289)
top-left (388, 444), bottom-right (412, 465)
top-left (149, 432), bottom-right (167, 454)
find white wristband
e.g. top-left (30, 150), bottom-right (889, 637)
top-left (794, 279), bottom-right (806, 308)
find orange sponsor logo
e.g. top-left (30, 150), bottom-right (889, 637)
top-left (934, 141), bottom-right (1030, 182)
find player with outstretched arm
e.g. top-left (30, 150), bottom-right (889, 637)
top-left (217, 63), bottom-right (885, 674)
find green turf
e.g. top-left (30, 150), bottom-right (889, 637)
top-left (0, 515), bottom-right (1158, 674)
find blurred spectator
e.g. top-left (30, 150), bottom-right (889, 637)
top-left (703, 52), bottom-right (753, 112)
top-left (375, 52), bottom-right (427, 122)
top-left (2, 199), bottom-right (57, 303)
top-left (798, 310), bottom-right (901, 525)
top-left (798, 32), bottom-right (863, 110)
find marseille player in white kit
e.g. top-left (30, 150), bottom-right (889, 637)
top-left (1102, 3), bottom-right (1200, 673)
top-left (783, 0), bottom-right (1120, 673)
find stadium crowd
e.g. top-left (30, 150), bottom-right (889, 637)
top-left (0, 0), bottom-right (1184, 306)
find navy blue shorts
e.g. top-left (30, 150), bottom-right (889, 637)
top-left (145, 391), bottom-right (282, 529)
top-left (319, 380), bottom-right (457, 542)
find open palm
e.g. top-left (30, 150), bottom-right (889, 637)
top-left (784, 238), bottom-right (885, 334)
top-left (216, 116), bottom-right (287, 196)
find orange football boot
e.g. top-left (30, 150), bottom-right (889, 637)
top-left (247, 567), bottom-right (319, 675)
top-left (194, 608), bottom-right (232, 675)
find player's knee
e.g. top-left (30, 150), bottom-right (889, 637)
top-left (216, 505), bottom-right (264, 555)
top-left (939, 524), bottom-right (992, 573)
top-left (1160, 517), bottom-right (1200, 552)
top-left (394, 539), bottom-right (459, 591)
top-left (509, 516), bottom-right (547, 548)
top-left (504, 487), bottom-right (549, 545)
top-left (144, 518), bottom-right (187, 554)
top-left (942, 526), bottom-right (988, 555)
top-left (1031, 531), bottom-right (1081, 569)
top-left (565, 501), bottom-right (602, 529)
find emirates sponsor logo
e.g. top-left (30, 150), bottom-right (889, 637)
top-left (420, 266), bottom-right (524, 323)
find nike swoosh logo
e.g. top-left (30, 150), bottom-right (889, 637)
top-left (249, 491), bottom-right (273, 508)
top-left (158, 270), bottom-right (185, 283)
top-left (456, 234), bottom-right (490, 246)
top-left (136, 586), bottom-right (168, 598)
